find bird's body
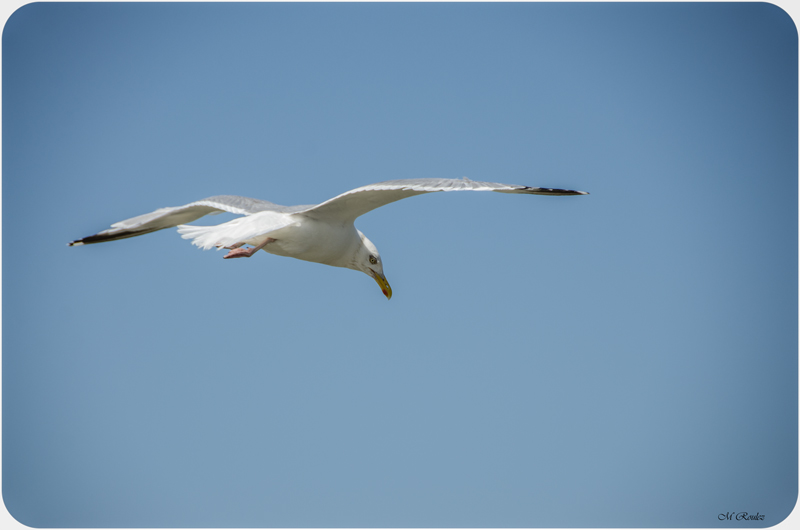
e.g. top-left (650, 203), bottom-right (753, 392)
top-left (69, 178), bottom-right (588, 298)
top-left (235, 215), bottom-right (362, 268)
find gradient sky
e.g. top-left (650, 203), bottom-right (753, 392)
top-left (2, 2), bottom-right (797, 528)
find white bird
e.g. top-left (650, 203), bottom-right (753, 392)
top-left (69, 178), bottom-right (588, 299)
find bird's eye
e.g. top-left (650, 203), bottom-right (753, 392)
top-left (369, 255), bottom-right (377, 265)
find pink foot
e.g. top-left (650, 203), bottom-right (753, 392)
top-left (222, 238), bottom-right (275, 259)
top-left (223, 247), bottom-right (257, 259)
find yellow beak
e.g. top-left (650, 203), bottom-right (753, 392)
top-left (372, 272), bottom-right (393, 300)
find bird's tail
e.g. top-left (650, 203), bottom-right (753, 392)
top-left (176, 224), bottom-right (228, 250)
top-left (177, 212), bottom-right (294, 250)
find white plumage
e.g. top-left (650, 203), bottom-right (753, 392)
top-left (176, 211), bottom-right (296, 251)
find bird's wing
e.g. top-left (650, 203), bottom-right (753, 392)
top-left (68, 195), bottom-right (290, 246)
top-left (298, 178), bottom-right (588, 223)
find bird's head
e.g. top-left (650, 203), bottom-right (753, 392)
top-left (352, 231), bottom-right (392, 300)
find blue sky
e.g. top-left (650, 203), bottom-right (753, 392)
top-left (2, 2), bottom-right (797, 527)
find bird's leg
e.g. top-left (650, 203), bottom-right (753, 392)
top-left (223, 237), bottom-right (275, 259)
top-left (222, 242), bottom-right (245, 250)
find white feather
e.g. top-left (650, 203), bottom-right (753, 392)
top-left (177, 211), bottom-right (296, 250)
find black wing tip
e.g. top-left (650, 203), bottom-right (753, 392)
top-left (68, 235), bottom-right (105, 246)
top-left (524, 187), bottom-right (589, 196)
top-left (67, 227), bottom-right (163, 247)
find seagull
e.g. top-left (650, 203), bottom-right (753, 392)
top-left (69, 178), bottom-right (588, 299)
